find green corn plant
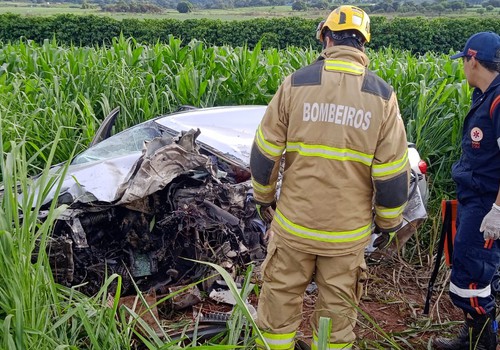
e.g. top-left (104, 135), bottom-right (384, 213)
top-left (192, 260), bottom-right (267, 349)
top-left (0, 126), bottom-right (160, 349)
top-left (219, 42), bottom-right (270, 105)
top-left (0, 127), bottom-right (69, 348)
top-left (369, 48), bottom-right (471, 257)
top-left (316, 317), bottom-right (332, 350)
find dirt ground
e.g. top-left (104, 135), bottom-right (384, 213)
top-left (158, 253), bottom-right (471, 350)
top-left (290, 258), bottom-right (500, 350)
top-left (293, 257), bottom-right (464, 349)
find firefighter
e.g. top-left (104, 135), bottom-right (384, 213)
top-left (249, 6), bottom-right (410, 350)
top-left (432, 32), bottom-right (500, 350)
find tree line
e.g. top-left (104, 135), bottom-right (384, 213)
top-left (0, 13), bottom-right (499, 54)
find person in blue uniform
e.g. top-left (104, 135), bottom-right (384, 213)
top-left (433, 31), bottom-right (500, 350)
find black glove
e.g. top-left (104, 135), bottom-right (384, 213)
top-left (373, 230), bottom-right (396, 249)
top-left (256, 202), bottom-right (275, 224)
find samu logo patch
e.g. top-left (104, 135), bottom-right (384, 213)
top-left (471, 127), bottom-right (483, 148)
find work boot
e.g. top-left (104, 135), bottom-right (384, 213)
top-left (433, 313), bottom-right (498, 350)
top-left (432, 320), bottom-right (470, 349)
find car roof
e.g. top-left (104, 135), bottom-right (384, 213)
top-left (154, 105), bottom-right (267, 167)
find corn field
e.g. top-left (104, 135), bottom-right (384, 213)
top-left (0, 35), bottom-right (472, 349)
top-left (0, 35), bottom-right (470, 191)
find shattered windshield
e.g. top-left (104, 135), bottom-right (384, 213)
top-left (72, 125), bottom-right (162, 165)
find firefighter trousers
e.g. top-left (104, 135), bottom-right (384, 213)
top-left (255, 234), bottom-right (367, 350)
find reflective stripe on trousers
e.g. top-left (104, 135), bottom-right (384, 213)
top-left (450, 200), bottom-right (500, 315)
top-left (255, 330), bottom-right (296, 350)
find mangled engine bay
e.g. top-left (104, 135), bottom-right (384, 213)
top-left (46, 129), bottom-right (267, 296)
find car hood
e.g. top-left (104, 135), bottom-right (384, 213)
top-left (155, 105), bottom-right (266, 167)
top-left (39, 106), bottom-right (266, 206)
top-left (40, 131), bottom-right (213, 206)
top-left (41, 153), bottom-right (142, 205)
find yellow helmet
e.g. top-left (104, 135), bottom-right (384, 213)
top-left (316, 5), bottom-right (371, 43)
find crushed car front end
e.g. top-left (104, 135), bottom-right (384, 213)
top-left (30, 105), bottom-right (428, 295)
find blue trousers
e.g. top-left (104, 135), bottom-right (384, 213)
top-left (450, 199), bottom-right (500, 316)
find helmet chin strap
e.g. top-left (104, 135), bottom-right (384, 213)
top-left (332, 31), bottom-right (363, 44)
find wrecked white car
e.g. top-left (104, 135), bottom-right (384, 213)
top-left (33, 105), bottom-right (428, 295)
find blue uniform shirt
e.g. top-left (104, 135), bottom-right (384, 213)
top-left (452, 74), bottom-right (500, 204)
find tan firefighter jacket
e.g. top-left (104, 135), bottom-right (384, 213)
top-left (250, 45), bottom-right (410, 256)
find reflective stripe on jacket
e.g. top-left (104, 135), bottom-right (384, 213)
top-left (250, 46), bottom-right (410, 255)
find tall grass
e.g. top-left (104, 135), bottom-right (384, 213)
top-left (0, 129), bottom-right (272, 349)
top-left (0, 36), bottom-right (474, 348)
top-left (0, 131), bottom-right (121, 348)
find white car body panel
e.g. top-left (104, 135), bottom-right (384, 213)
top-left (156, 106), bottom-right (265, 167)
top-left (40, 153), bottom-right (141, 205)
top-left (37, 106), bottom-right (427, 218)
